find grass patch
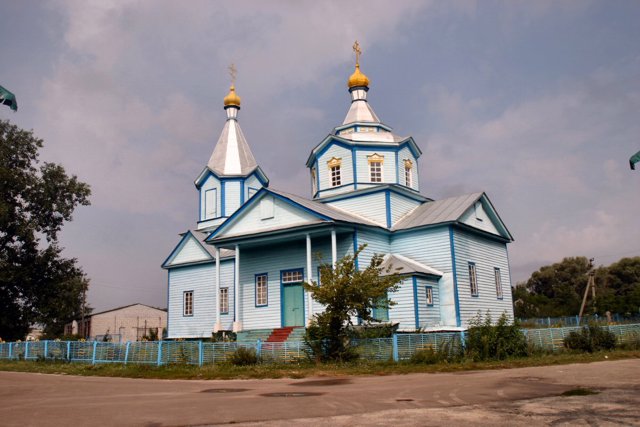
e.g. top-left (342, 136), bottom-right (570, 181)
top-left (561, 387), bottom-right (600, 396)
top-left (0, 350), bottom-right (638, 380)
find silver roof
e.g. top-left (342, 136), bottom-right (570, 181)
top-left (380, 253), bottom-right (443, 277)
top-left (268, 188), bottom-right (380, 226)
top-left (192, 230), bottom-right (235, 257)
top-left (207, 118), bottom-right (258, 176)
top-left (343, 99), bottom-right (381, 124)
top-left (393, 192), bottom-right (484, 230)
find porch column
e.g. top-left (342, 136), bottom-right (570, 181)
top-left (331, 229), bottom-right (337, 269)
top-left (214, 246), bottom-right (221, 332)
top-left (306, 234), bottom-right (313, 326)
top-left (233, 245), bottom-right (242, 332)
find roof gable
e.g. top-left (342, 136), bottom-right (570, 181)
top-left (162, 231), bottom-right (213, 268)
top-left (208, 190), bottom-right (329, 241)
top-left (393, 192), bottom-right (513, 241)
top-left (208, 188), bottom-right (380, 242)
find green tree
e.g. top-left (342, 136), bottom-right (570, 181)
top-left (516, 257), bottom-right (592, 317)
top-left (0, 120), bottom-right (91, 340)
top-left (597, 257), bottom-right (640, 316)
top-left (303, 245), bottom-right (402, 361)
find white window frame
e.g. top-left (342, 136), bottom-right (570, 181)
top-left (255, 274), bottom-right (268, 306)
top-left (183, 291), bottom-right (193, 316)
top-left (311, 167), bottom-right (317, 194)
top-left (282, 269), bottom-right (303, 283)
top-left (405, 165), bottom-right (412, 187)
top-left (469, 263), bottom-right (479, 296)
top-left (219, 288), bottom-right (229, 314)
top-left (425, 286), bottom-right (433, 306)
top-left (369, 161), bottom-right (383, 183)
top-left (327, 157), bottom-right (342, 187)
top-left (330, 165), bottom-right (341, 187)
top-left (494, 267), bottom-right (503, 299)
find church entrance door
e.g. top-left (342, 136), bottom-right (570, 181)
top-left (283, 284), bottom-right (304, 327)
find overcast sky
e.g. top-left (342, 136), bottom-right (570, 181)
top-left (2, 1), bottom-right (639, 312)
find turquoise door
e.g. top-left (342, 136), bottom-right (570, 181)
top-left (283, 284), bottom-right (304, 327)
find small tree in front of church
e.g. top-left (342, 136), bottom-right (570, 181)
top-left (303, 244), bottom-right (401, 362)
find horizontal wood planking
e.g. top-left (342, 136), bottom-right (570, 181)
top-left (452, 227), bottom-right (513, 326)
top-left (167, 261), bottom-right (235, 338)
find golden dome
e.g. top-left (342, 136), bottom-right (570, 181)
top-left (348, 63), bottom-right (370, 88)
top-left (223, 85), bottom-right (241, 107)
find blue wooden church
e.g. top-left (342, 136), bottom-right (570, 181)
top-left (162, 51), bottom-right (514, 339)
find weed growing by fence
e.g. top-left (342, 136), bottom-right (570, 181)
top-left (229, 347), bottom-right (260, 366)
top-left (465, 312), bottom-right (529, 361)
top-left (563, 324), bottom-right (617, 353)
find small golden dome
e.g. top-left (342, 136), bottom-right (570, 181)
top-left (223, 85), bottom-right (241, 107)
top-left (348, 64), bottom-right (370, 88)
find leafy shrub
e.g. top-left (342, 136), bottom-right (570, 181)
top-left (228, 346), bottom-right (260, 366)
top-left (563, 324), bottom-right (616, 352)
top-left (352, 323), bottom-right (398, 339)
top-left (465, 312), bottom-right (529, 361)
top-left (304, 319), bottom-right (359, 363)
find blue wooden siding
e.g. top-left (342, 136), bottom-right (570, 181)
top-left (199, 174), bottom-right (221, 222)
top-left (398, 146), bottom-right (419, 191)
top-left (389, 193), bottom-right (421, 226)
top-left (245, 174), bottom-right (263, 200)
top-left (452, 228), bottom-right (513, 326)
top-left (167, 260), bottom-right (234, 338)
top-left (416, 277), bottom-right (441, 328)
top-left (459, 201), bottom-right (501, 236)
top-left (357, 229), bottom-right (390, 268)
top-left (390, 227), bottom-right (452, 272)
top-left (388, 277), bottom-right (415, 330)
top-left (355, 149), bottom-right (396, 184)
top-left (326, 192), bottom-right (387, 226)
top-left (317, 144), bottom-right (354, 197)
top-left (224, 181), bottom-right (242, 217)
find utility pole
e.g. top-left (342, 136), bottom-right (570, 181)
top-left (578, 258), bottom-right (596, 324)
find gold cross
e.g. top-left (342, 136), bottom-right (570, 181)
top-left (352, 40), bottom-right (362, 66)
top-left (228, 63), bottom-right (237, 85)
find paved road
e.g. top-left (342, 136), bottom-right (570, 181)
top-left (0, 359), bottom-right (638, 426)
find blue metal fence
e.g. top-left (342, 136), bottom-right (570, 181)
top-left (518, 314), bottom-right (640, 328)
top-left (1, 323), bottom-right (638, 365)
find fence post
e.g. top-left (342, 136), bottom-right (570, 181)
top-left (575, 315), bottom-right (579, 326)
top-left (256, 339), bottom-right (262, 358)
top-left (124, 342), bottom-right (130, 365)
top-left (392, 334), bottom-right (399, 362)
top-left (156, 341), bottom-right (163, 366)
top-left (44, 340), bottom-right (49, 359)
top-left (460, 331), bottom-right (466, 351)
top-left (198, 341), bottom-right (203, 366)
top-left (8, 342), bottom-right (12, 359)
top-left (66, 341), bottom-right (71, 360)
top-left (91, 341), bottom-right (98, 364)
top-left (24, 341), bottom-right (30, 360)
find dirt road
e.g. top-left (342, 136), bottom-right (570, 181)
top-left (0, 359), bottom-right (638, 426)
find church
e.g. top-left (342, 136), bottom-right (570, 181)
top-left (162, 45), bottom-right (514, 339)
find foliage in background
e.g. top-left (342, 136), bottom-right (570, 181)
top-left (0, 120), bottom-right (91, 340)
top-left (465, 312), bottom-right (529, 361)
top-left (304, 245), bottom-right (401, 362)
top-left (514, 256), bottom-right (640, 318)
top-left (563, 324), bottom-right (617, 353)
